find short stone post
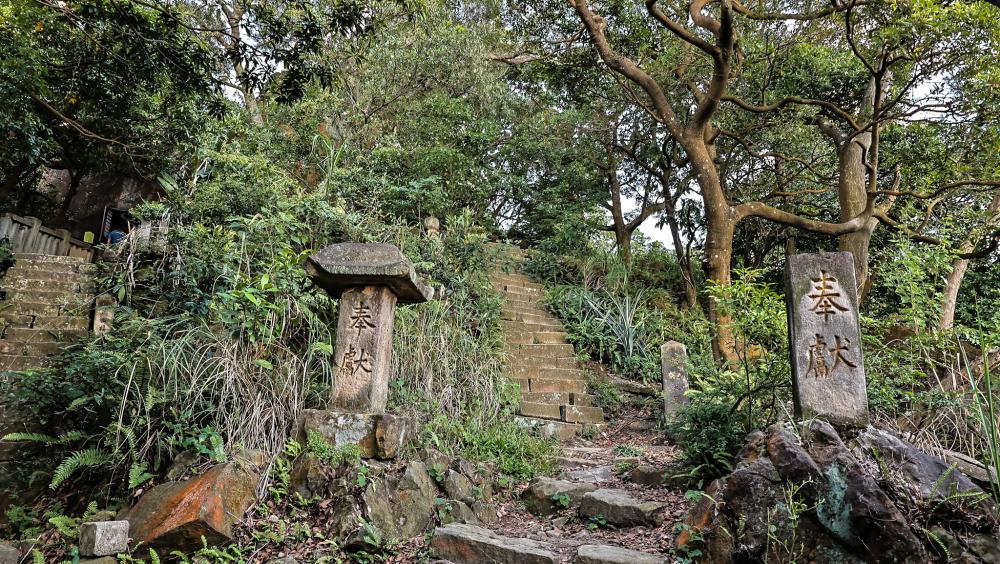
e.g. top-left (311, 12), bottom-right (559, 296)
top-left (79, 520), bottom-right (129, 557)
top-left (785, 251), bottom-right (868, 427)
top-left (423, 216), bottom-right (441, 237)
top-left (301, 243), bottom-right (432, 457)
top-left (93, 294), bottom-right (117, 337)
top-left (661, 341), bottom-right (690, 424)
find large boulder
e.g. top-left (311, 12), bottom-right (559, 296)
top-left (521, 477), bottom-right (597, 516)
top-left (578, 489), bottom-right (664, 528)
top-left (121, 462), bottom-right (259, 551)
top-left (431, 523), bottom-right (557, 564)
top-left (362, 460), bottom-right (438, 540)
top-left (679, 421), bottom-right (998, 563)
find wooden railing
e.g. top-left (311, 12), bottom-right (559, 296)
top-left (0, 213), bottom-right (93, 262)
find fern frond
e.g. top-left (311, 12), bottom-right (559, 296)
top-left (67, 396), bottom-right (91, 411)
top-left (55, 430), bottom-right (89, 444)
top-left (128, 462), bottom-right (155, 489)
top-left (50, 448), bottom-right (113, 490)
top-left (2, 432), bottom-right (57, 444)
top-left (47, 514), bottom-right (78, 538)
top-left (32, 549), bottom-right (44, 564)
top-left (107, 422), bottom-right (138, 454)
top-left (82, 501), bottom-right (98, 521)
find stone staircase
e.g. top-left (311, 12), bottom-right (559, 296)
top-left (494, 261), bottom-right (605, 439)
top-left (0, 254), bottom-right (94, 372)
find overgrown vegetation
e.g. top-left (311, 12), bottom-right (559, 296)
top-left (1, 0), bottom-right (999, 559)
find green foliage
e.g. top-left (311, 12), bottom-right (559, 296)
top-left (612, 443), bottom-right (644, 457)
top-left (305, 431), bottom-right (363, 469)
top-left (49, 449), bottom-right (112, 490)
top-left (551, 492), bottom-right (571, 509)
top-left (421, 414), bottom-right (556, 481)
top-left (963, 331), bottom-right (1000, 508)
top-left (670, 400), bottom-right (743, 481)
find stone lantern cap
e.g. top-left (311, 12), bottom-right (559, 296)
top-left (305, 242), bottom-right (433, 304)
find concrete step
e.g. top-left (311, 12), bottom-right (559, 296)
top-left (3, 327), bottom-right (88, 341)
top-left (0, 301), bottom-right (89, 317)
top-left (502, 320), bottom-right (565, 333)
top-left (521, 391), bottom-right (571, 404)
top-left (521, 391), bottom-right (596, 406)
top-left (509, 343), bottom-right (575, 357)
top-left (505, 331), bottom-right (568, 346)
top-left (1, 314), bottom-right (89, 331)
top-left (510, 357), bottom-right (580, 371)
top-left (4, 267), bottom-right (92, 283)
top-left (561, 405), bottom-right (605, 424)
top-left (6, 260), bottom-right (94, 274)
top-left (505, 332), bottom-right (534, 345)
top-left (493, 276), bottom-right (544, 291)
top-left (501, 311), bottom-right (562, 326)
top-left (14, 253), bottom-right (86, 265)
top-left (502, 304), bottom-right (559, 320)
top-left (1, 290), bottom-right (89, 306)
top-left (519, 402), bottom-right (562, 420)
top-left (515, 416), bottom-right (580, 440)
top-left (499, 285), bottom-right (545, 298)
top-left (512, 366), bottom-right (586, 381)
top-left (0, 340), bottom-right (70, 356)
top-left (503, 295), bottom-right (546, 309)
top-left (1, 277), bottom-right (92, 293)
top-left (527, 378), bottom-right (588, 394)
top-left (0, 354), bottom-right (50, 372)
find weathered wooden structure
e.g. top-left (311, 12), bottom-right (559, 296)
top-left (0, 213), bottom-right (93, 261)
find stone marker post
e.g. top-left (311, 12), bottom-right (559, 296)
top-left (306, 243), bottom-right (432, 412)
top-left (785, 251), bottom-right (868, 426)
top-left (661, 341), bottom-right (689, 423)
top-left (301, 243), bottom-right (431, 458)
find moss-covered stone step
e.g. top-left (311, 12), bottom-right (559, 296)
top-left (1, 313), bottom-right (89, 331)
top-left (0, 340), bottom-right (69, 356)
top-left (0, 354), bottom-right (50, 371)
top-left (1, 276), bottom-right (92, 293)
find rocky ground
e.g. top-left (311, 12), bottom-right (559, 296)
top-left (422, 408), bottom-right (692, 564)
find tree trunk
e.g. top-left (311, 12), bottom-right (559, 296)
top-left (938, 191), bottom-right (1000, 330)
top-left (835, 137), bottom-right (878, 299)
top-left (688, 134), bottom-right (737, 361)
top-left (836, 74), bottom-right (888, 300)
top-left (608, 170), bottom-right (632, 264)
top-left (938, 256), bottom-right (970, 331)
top-left (55, 169), bottom-right (82, 227)
top-left (666, 206), bottom-right (699, 309)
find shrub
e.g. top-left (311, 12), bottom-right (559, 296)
top-left (669, 400), bottom-right (744, 481)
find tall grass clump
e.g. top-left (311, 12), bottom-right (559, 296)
top-left (962, 334), bottom-right (1000, 506)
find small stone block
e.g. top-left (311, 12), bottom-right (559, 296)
top-left (79, 520), bottom-right (129, 557)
